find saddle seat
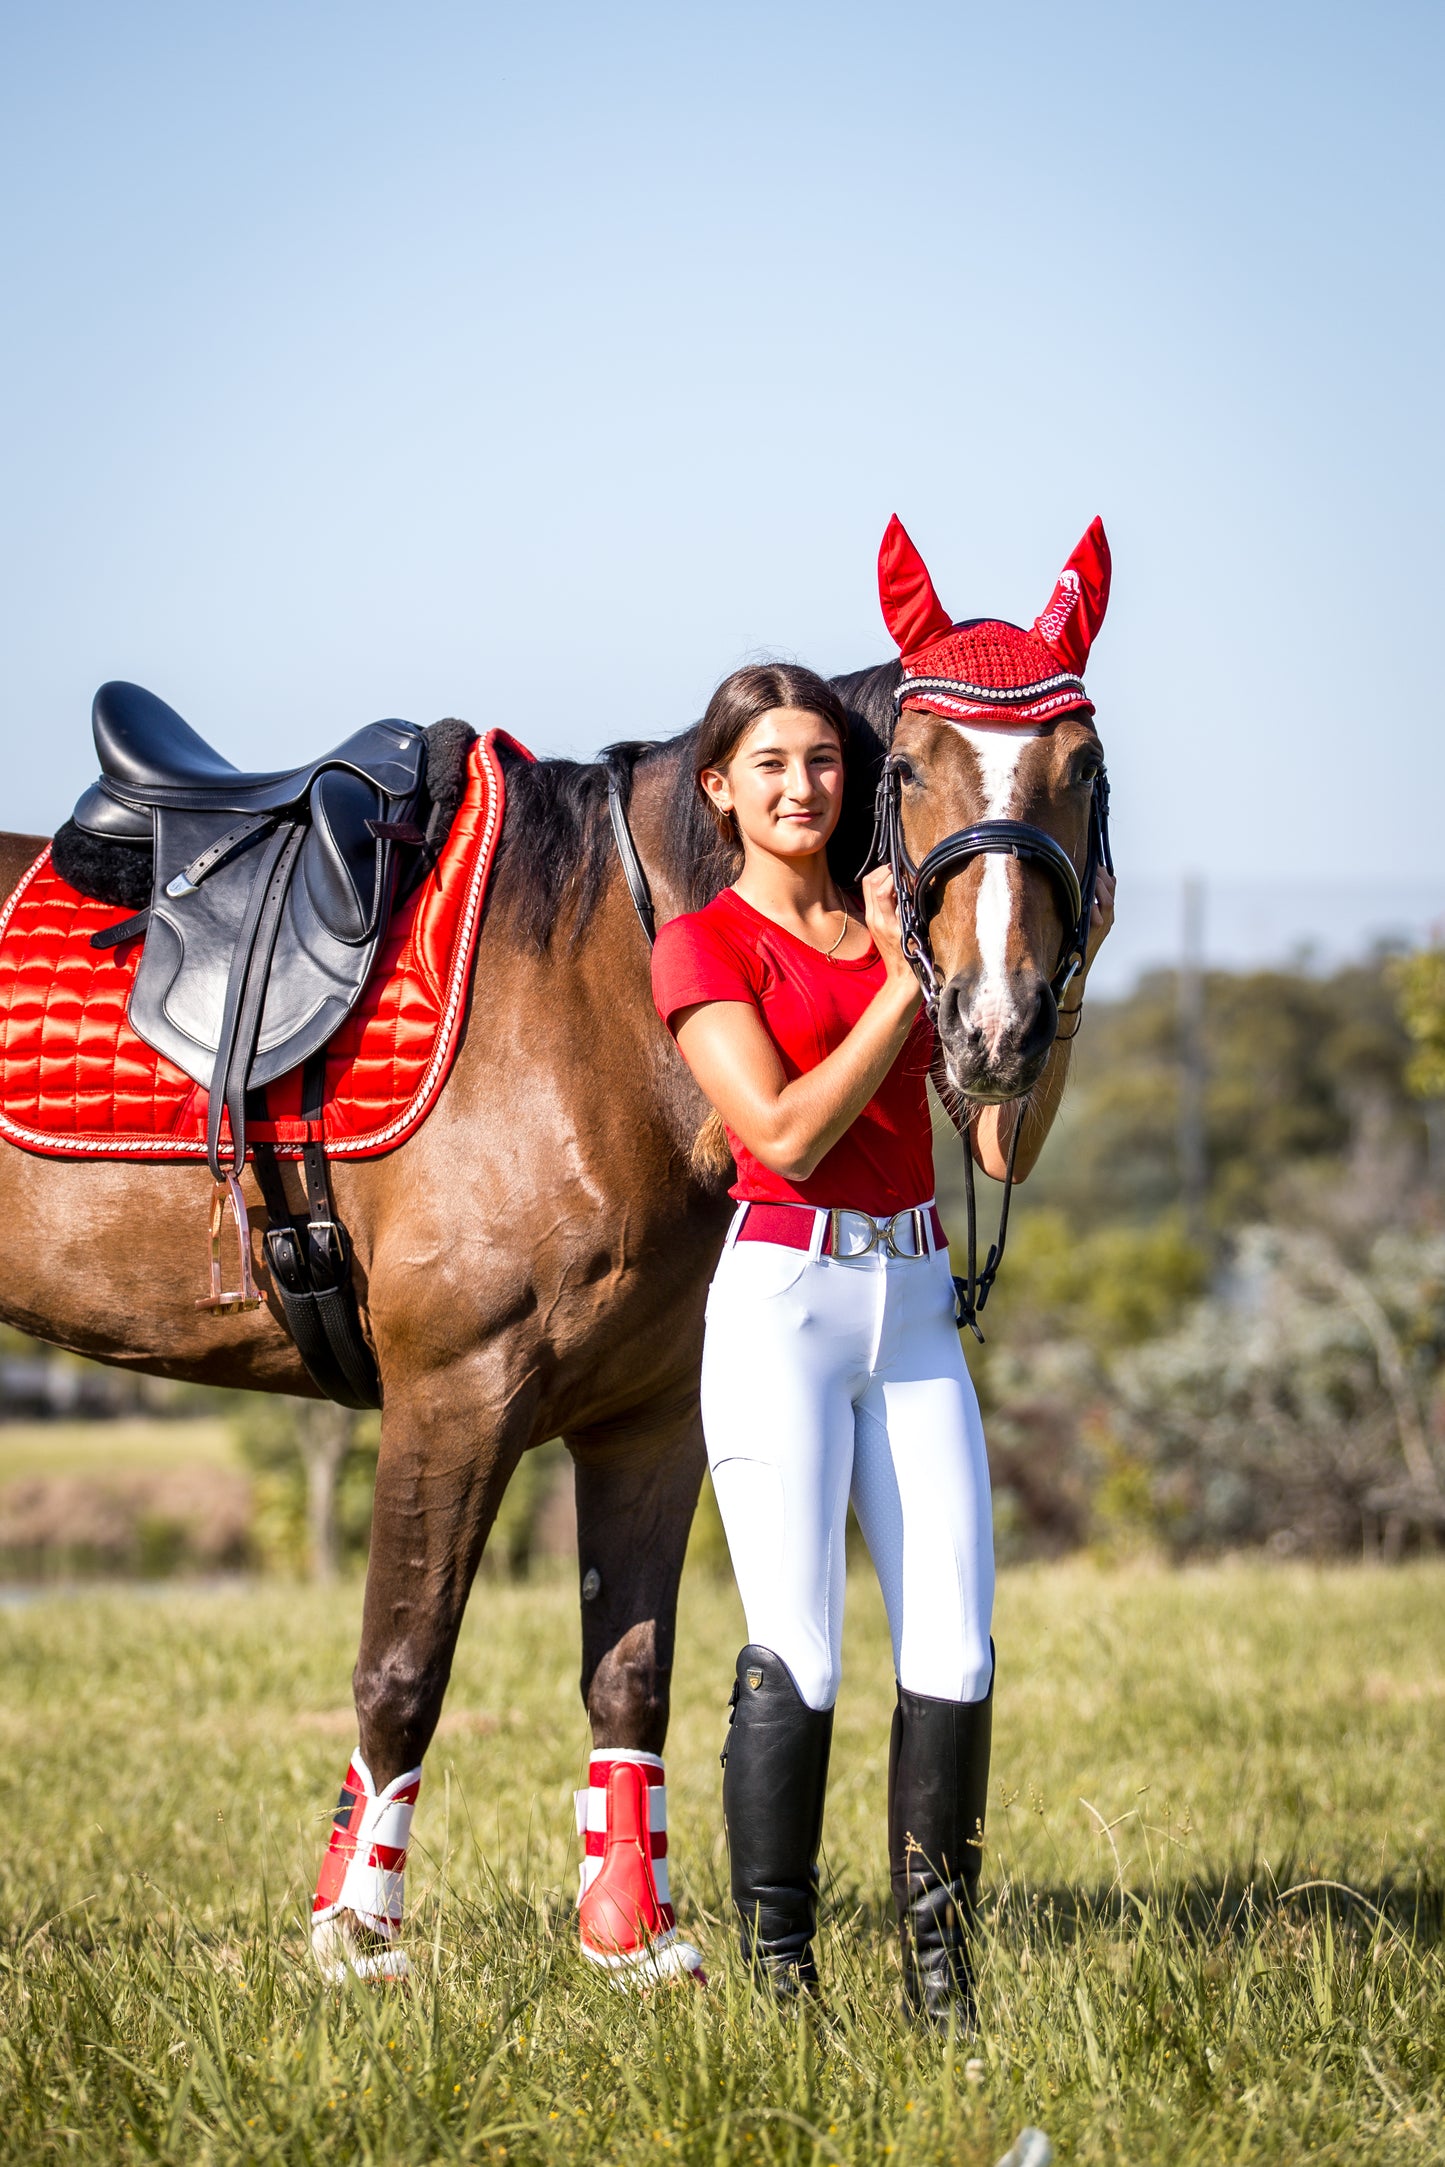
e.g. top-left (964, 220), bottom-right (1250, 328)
top-left (74, 681), bottom-right (426, 840)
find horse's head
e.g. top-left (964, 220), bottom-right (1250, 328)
top-left (876, 516), bottom-right (1113, 1104)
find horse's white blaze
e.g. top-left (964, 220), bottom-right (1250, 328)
top-left (953, 725), bottom-right (1040, 1054)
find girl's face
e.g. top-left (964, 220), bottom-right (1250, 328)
top-left (700, 707), bottom-right (845, 863)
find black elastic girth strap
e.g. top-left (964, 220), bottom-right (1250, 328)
top-left (253, 1142), bottom-right (358, 1406)
top-left (253, 1052), bottom-right (381, 1410)
top-left (298, 1052), bottom-right (381, 1408)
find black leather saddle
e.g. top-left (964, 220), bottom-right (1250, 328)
top-left (67, 681), bottom-right (428, 1183)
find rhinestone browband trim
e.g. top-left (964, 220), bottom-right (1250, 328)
top-left (894, 670), bottom-right (1088, 709)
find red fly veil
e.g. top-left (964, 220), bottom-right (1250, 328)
top-left (878, 515), bottom-right (1111, 724)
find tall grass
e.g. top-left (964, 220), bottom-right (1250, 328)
top-left (2, 1559), bottom-right (1443, 2163)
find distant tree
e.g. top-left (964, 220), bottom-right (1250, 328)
top-left (979, 955), bottom-right (1428, 1239)
top-left (1392, 947), bottom-right (1445, 1102)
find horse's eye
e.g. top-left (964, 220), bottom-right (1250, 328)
top-left (1074, 761), bottom-right (1101, 787)
top-left (893, 758), bottom-right (917, 786)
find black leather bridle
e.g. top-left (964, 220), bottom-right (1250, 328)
top-left (866, 748), bottom-right (1112, 1019)
top-left (867, 717), bottom-right (1113, 1339)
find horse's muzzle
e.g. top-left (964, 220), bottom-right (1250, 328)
top-left (935, 968), bottom-right (1058, 1102)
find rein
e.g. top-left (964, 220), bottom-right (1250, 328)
top-left (866, 711), bottom-right (1113, 1340)
top-left (606, 759), bottom-right (658, 944)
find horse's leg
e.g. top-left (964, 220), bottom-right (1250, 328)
top-left (311, 1360), bottom-right (536, 1981)
top-left (568, 1393), bottom-right (707, 1984)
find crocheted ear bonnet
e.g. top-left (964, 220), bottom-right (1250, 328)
top-left (878, 515), bottom-right (1111, 725)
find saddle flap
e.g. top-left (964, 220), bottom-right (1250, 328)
top-left (301, 770), bottom-right (390, 945)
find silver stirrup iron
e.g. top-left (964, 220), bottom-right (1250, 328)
top-left (196, 1174), bottom-right (263, 1313)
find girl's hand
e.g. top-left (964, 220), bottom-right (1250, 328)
top-left (862, 867), bottom-right (924, 1017)
top-left (1083, 867), bottom-right (1116, 971)
top-left (861, 865), bottom-right (914, 982)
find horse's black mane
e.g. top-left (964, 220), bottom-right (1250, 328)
top-left (492, 660), bottom-right (900, 950)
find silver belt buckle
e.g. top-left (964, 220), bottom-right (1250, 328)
top-left (826, 1206), bottom-right (928, 1260)
top-left (884, 1207), bottom-right (926, 1259)
top-left (827, 1207), bottom-right (878, 1259)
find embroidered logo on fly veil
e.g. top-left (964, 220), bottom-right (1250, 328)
top-left (1033, 568), bottom-right (1081, 648)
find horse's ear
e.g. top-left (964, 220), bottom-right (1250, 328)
top-left (1033, 518), bottom-right (1111, 673)
top-left (878, 515), bottom-right (954, 656)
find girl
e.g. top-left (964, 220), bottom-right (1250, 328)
top-left (650, 660), bottom-right (1112, 2016)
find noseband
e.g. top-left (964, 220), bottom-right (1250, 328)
top-left (866, 709), bottom-right (1114, 1339)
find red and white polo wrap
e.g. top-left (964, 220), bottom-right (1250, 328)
top-left (312, 1752), bottom-right (421, 1943)
top-left (575, 1749), bottom-right (704, 1981)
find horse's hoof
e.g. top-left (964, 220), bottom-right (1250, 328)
top-left (579, 1926), bottom-right (708, 1990)
top-left (312, 1907), bottom-right (412, 1985)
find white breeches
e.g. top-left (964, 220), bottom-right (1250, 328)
top-left (701, 1215), bottom-right (995, 1713)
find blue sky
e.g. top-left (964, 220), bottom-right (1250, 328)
top-left (3, 1), bottom-right (1441, 968)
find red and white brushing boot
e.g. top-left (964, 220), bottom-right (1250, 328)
top-left (311, 1752), bottom-right (422, 1983)
top-left (576, 1749), bottom-right (705, 1985)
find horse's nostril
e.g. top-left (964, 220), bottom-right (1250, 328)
top-left (1019, 982), bottom-right (1058, 1064)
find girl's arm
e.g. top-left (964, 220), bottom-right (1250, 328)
top-left (970, 869), bottom-right (1116, 1181)
top-left (673, 869), bottom-right (921, 1183)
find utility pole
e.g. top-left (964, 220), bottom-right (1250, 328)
top-left (1178, 875), bottom-right (1208, 1248)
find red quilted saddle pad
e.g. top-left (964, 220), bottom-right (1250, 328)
top-left (0, 729), bottom-right (523, 1163)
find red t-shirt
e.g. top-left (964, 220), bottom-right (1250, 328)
top-left (650, 886), bottom-right (936, 1214)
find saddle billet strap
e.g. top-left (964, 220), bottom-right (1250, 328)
top-left (205, 823), bottom-right (305, 1181)
top-left (253, 1051), bottom-right (381, 1410)
top-left (89, 907), bottom-right (151, 951)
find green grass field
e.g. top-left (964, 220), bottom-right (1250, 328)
top-left (4, 1558), bottom-right (1444, 2164)
top-left (0, 1417), bottom-right (238, 1480)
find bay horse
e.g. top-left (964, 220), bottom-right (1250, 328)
top-left (0, 517), bottom-right (1110, 1980)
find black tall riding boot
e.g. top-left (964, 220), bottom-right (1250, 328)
top-left (888, 1664), bottom-right (994, 2023)
top-left (722, 1645), bottom-right (834, 1991)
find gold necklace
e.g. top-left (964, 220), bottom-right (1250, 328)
top-left (825, 906), bottom-right (850, 959)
